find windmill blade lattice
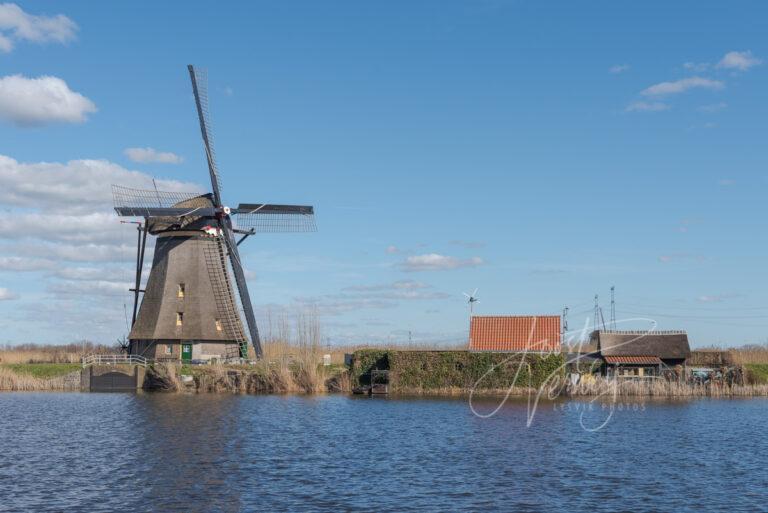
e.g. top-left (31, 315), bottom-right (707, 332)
top-left (188, 65), bottom-right (224, 206)
top-left (112, 185), bottom-right (204, 209)
top-left (234, 211), bottom-right (317, 233)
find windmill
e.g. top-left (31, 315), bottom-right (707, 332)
top-left (463, 288), bottom-right (480, 317)
top-left (111, 65), bottom-right (316, 361)
top-left (464, 288), bottom-right (480, 348)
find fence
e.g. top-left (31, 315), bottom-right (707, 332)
top-left (82, 354), bottom-right (148, 368)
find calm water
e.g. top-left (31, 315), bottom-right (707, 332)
top-left (1, 393), bottom-right (767, 512)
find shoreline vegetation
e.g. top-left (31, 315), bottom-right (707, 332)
top-left (3, 335), bottom-right (768, 397)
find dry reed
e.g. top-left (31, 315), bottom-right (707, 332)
top-left (567, 377), bottom-right (768, 397)
top-left (0, 342), bottom-right (118, 364)
top-left (728, 346), bottom-right (768, 365)
top-left (191, 310), bottom-right (349, 394)
top-left (0, 367), bottom-right (81, 391)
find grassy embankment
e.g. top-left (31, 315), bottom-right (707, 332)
top-left (350, 349), bottom-right (565, 395)
top-left (0, 342), bottom-right (112, 391)
top-left (4, 328), bottom-right (768, 396)
top-left (743, 364), bottom-right (768, 385)
top-left (0, 364), bottom-right (82, 391)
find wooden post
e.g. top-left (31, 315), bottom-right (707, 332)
top-left (131, 221), bottom-right (149, 327)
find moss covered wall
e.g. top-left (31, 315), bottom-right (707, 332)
top-left (351, 350), bottom-right (564, 392)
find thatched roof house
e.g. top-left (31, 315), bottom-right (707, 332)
top-left (593, 330), bottom-right (691, 361)
top-left (590, 330), bottom-right (691, 378)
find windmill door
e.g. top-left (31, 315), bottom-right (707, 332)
top-left (181, 343), bottom-right (193, 362)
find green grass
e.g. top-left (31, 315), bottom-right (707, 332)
top-left (745, 364), bottom-right (768, 385)
top-left (1, 363), bottom-right (81, 379)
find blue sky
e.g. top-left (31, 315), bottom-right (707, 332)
top-left (0, 1), bottom-right (766, 347)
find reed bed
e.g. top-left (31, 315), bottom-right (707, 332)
top-left (0, 342), bottom-right (118, 364)
top-left (190, 362), bottom-right (350, 394)
top-left (0, 367), bottom-right (81, 391)
top-left (728, 346), bottom-right (768, 365)
top-left (567, 377), bottom-right (768, 397)
top-left (190, 310), bottom-right (349, 394)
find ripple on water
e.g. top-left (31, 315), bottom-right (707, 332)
top-left (0, 393), bottom-right (767, 512)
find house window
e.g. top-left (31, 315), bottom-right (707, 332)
top-left (176, 312), bottom-right (183, 326)
top-left (215, 319), bottom-right (223, 332)
top-left (178, 283), bottom-right (185, 298)
top-left (164, 344), bottom-right (173, 355)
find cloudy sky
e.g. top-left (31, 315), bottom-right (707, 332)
top-left (0, 1), bottom-right (767, 347)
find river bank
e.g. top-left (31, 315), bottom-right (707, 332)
top-left (5, 357), bottom-right (768, 397)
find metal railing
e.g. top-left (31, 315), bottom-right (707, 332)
top-left (82, 354), bottom-right (148, 368)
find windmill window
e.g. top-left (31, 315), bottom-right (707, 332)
top-left (215, 319), bottom-right (223, 332)
top-left (164, 344), bottom-right (173, 355)
top-left (176, 312), bottom-right (183, 326)
top-left (178, 284), bottom-right (185, 298)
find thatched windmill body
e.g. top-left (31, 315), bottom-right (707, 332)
top-left (113, 66), bottom-right (315, 361)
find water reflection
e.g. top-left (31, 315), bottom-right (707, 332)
top-left (1, 393), bottom-right (767, 511)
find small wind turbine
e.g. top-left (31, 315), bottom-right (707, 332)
top-left (463, 288), bottom-right (480, 317)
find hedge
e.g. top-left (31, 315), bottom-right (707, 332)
top-left (350, 350), bottom-right (564, 392)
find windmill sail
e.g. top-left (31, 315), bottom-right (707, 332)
top-left (233, 206), bottom-right (317, 233)
top-left (112, 185), bottom-right (205, 210)
top-left (188, 65), bottom-right (223, 207)
top-left (220, 217), bottom-right (263, 357)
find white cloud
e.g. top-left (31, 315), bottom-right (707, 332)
top-left (400, 253), bottom-right (484, 272)
top-left (0, 32), bottom-right (11, 52)
top-left (291, 295), bottom-right (397, 316)
top-left (0, 153), bottom-right (206, 342)
top-left (0, 154), bottom-right (200, 213)
top-left (124, 147), bottom-right (183, 165)
top-left (717, 50), bottom-right (762, 71)
top-left (697, 293), bottom-right (742, 303)
top-left (625, 101), bottom-right (670, 112)
top-left (47, 280), bottom-right (130, 297)
top-left (344, 280), bottom-right (430, 292)
top-left (0, 287), bottom-right (18, 300)
top-left (683, 61), bottom-right (710, 72)
top-left (0, 256), bottom-right (56, 272)
top-left (641, 76), bottom-right (724, 96)
top-left (50, 266), bottom-right (133, 283)
top-left (292, 279), bottom-right (449, 316)
top-left (449, 240), bottom-right (486, 249)
top-left (658, 253), bottom-right (707, 264)
top-left (385, 245), bottom-right (400, 254)
top-left (697, 102), bottom-right (727, 113)
top-left (0, 3), bottom-right (77, 53)
top-left (0, 212), bottom-right (120, 243)
top-left (609, 64), bottom-right (630, 74)
top-left (0, 75), bottom-right (96, 126)
top-left (5, 242), bottom-right (137, 263)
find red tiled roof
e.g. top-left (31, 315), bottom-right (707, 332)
top-left (469, 316), bottom-right (561, 352)
top-left (604, 356), bottom-right (662, 365)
